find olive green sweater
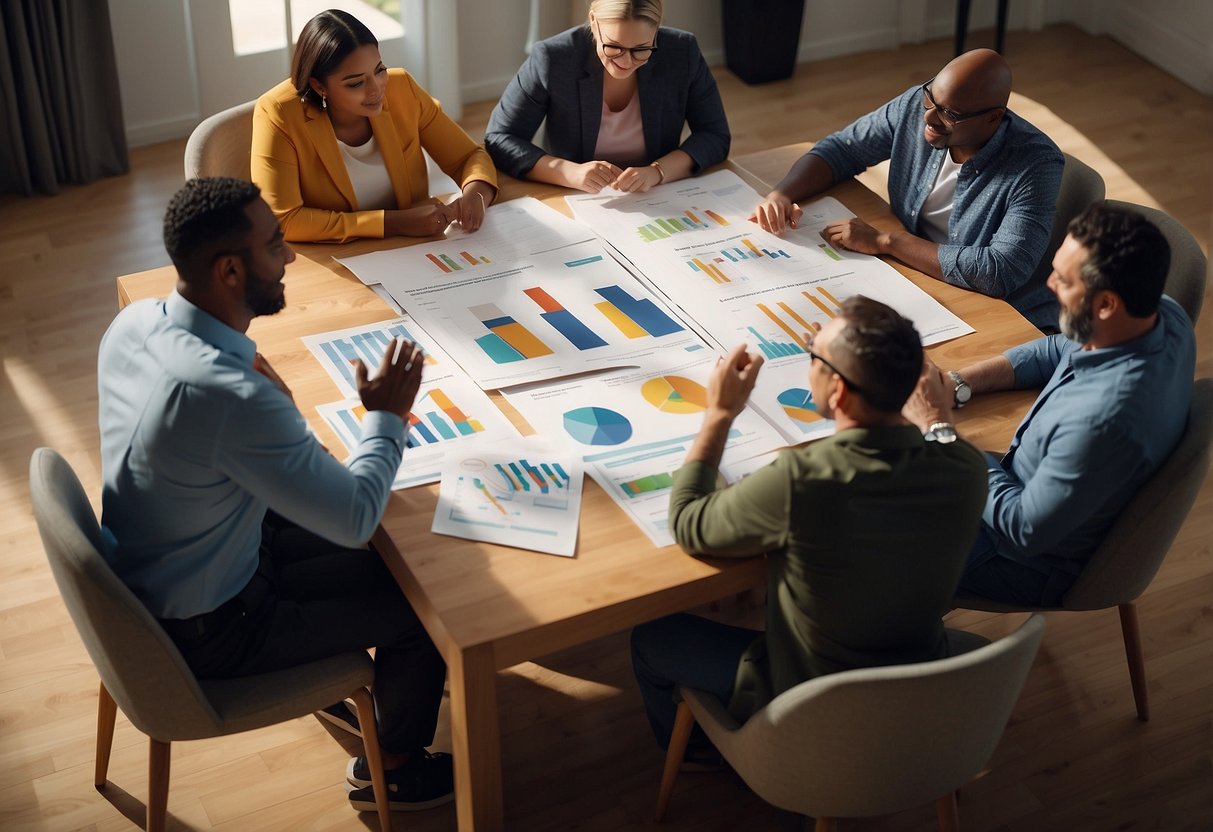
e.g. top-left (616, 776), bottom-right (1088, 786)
top-left (669, 425), bottom-right (987, 720)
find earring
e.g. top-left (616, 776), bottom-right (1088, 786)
top-left (321, 94), bottom-right (327, 110)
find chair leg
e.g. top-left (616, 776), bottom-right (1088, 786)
top-left (654, 701), bottom-right (695, 821)
top-left (351, 687), bottom-right (393, 831)
top-left (147, 738), bottom-right (171, 832)
top-left (95, 681), bottom-right (117, 788)
top-left (936, 791), bottom-right (960, 832)
top-left (814, 818), bottom-right (837, 832)
top-left (1118, 602), bottom-right (1150, 721)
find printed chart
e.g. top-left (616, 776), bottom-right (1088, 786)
top-left (302, 316), bottom-right (447, 399)
top-left (432, 440), bottom-right (583, 556)
top-left (316, 374), bottom-right (517, 489)
top-left (362, 239), bottom-right (703, 388)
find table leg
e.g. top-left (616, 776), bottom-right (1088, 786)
top-left (450, 643), bottom-right (503, 831)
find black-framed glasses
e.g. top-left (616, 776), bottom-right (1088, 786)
top-left (921, 79), bottom-right (1001, 126)
top-left (805, 340), bottom-right (866, 397)
top-left (593, 19), bottom-right (657, 62)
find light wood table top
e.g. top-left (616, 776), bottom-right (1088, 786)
top-left (116, 152), bottom-right (1039, 830)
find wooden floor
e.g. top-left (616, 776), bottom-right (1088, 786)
top-left (1, 24), bottom-right (1210, 832)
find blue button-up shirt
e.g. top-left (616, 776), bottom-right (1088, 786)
top-left (975, 296), bottom-right (1195, 576)
top-left (98, 292), bottom-right (406, 619)
top-left (810, 85), bottom-right (1064, 329)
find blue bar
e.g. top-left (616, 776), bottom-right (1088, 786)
top-left (411, 420), bottom-right (438, 444)
top-left (475, 332), bottom-right (524, 363)
top-left (594, 285), bottom-right (684, 337)
top-left (508, 462), bottom-right (530, 491)
top-left (320, 341), bottom-right (357, 388)
top-left (552, 463), bottom-right (570, 481)
top-left (495, 463), bottom-right (519, 491)
top-left (564, 255), bottom-right (605, 267)
top-left (732, 248), bottom-right (749, 260)
top-left (721, 250), bottom-right (739, 262)
top-left (482, 315), bottom-right (516, 329)
top-left (541, 309), bottom-right (608, 350)
top-left (337, 408), bottom-right (363, 441)
top-left (687, 260), bottom-right (701, 271)
top-left (521, 459), bottom-right (549, 493)
top-left (540, 463), bottom-right (564, 487)
top-left (426, 412), bottom-right (457, 440)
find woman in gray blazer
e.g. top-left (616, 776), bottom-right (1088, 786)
top-left (485, 0), bottom-right (730, 194)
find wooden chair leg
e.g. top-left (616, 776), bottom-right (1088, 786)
top-left (351, 687), bottom-right (393, 831)
top-left (654, 701), bottom-right (695, 821)
top-left (814, 817), bottom-right (837, 832)
top-left (936, 791), bottom-right (960, 832)
top-left (147, 738), bottom-right (171, 832)
top-left (95, 681), bottom-right (117, 788)
top-left (1118, 602), bottom-right (1150, 721)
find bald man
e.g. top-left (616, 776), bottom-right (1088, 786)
top-left (752, 49), bottom-right (1063, 330)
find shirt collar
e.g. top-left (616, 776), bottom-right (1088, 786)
top-left (963, 111), bottom-right (1013, 169)
top-left (165, 291), bottom-right (256, 365)
top-left (832, 424), bottom-right (926, 449)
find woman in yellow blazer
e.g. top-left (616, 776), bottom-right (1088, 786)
top-left (252, 10), bottom-right (497, 243)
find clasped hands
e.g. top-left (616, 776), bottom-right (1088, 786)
top-left (571, 160), bottom-right (662, 194)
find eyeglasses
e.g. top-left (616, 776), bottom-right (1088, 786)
top-left (805, 338), bottom-right (866, 397)
top-left (593, 19), bottom-right (657, 62)
top-left (920, 79), bottom-right (1001, 126)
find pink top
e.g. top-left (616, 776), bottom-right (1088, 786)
top-left (592, 90), bottom-right (646, 168)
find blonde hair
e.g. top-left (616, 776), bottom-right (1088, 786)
top-left (587, 0), bottom-right (662, 27)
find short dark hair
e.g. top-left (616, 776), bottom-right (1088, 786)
top-left (1067, 202), bottom-right (1170, 318)
top-left (829, 296), bottom-right (923, 413)
top-left (163, 177), bottom-right (261, 280)
top-left (292, 10), bottom-right (378, 109)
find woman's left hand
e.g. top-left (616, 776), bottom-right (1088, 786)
top-left (450, 181), bottom-right (496, 232)
top-left (611, 164), bottom-right (662, 193)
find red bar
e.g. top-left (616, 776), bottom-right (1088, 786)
top-left (524, 286), bottom-right (563, 312)
top-left (426, 253), bottom-right (451, 273)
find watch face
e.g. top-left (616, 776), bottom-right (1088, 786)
top-left (955, 384), bottom-right (972, 404)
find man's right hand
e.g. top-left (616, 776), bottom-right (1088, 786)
top-left (750, 191), bottom-right (803, 235)
top-left (356, 338), bottom-right (425, 420)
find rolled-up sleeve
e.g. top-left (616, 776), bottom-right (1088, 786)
top-left (808, 94), bottom-right (902, 184)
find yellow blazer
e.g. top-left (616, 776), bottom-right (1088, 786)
top-left (251, 69), bottom-right (497, 243)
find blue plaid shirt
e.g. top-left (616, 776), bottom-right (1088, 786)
top-left (811, 85), bottom-right (1064, 329)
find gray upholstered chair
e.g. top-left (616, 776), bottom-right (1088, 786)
top-left (956, 378), bottom-right (1213, 722)
top-left (29, 448), bottom-right (392, 832)
top-left (183, 100), bottom-right (256, 180)
top-left (655, 617), bottom-right (1046, 831)
top-left (1028, 152), bottom-right (1106, 288)
top-left (1105, 200), bottom-right (1207, 324)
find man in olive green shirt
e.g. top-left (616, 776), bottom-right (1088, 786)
top-left (630, 297), bottom-right (987, 751)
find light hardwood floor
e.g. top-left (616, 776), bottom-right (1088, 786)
top-left (1, 23), bottom-right (1209, 832)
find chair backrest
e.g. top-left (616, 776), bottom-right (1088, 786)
top-left (1028, 153), bottom-right (1106, 287)
top-left (29, 448), bottom-right (223, 741)
top-left (183, 100), bottom-right (256, 180)
top-left (1063, 378), bottom-right (1213, 609)
top-left (698, 614), bottom-right (1045, 819)
top-left (1105, 200), bottom-right (1206, 324)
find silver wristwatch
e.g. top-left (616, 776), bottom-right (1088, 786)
top-left (949, 370), bottom-right (972, 409)
top-left (924, 421), bottom-right (959, 444)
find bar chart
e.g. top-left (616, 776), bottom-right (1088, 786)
top-left (593, 285), bottom-right (685, 338)
top-left (619, 471), bottom-right (675, 497)
top-left (405, 388), bottom-right (487, 448)
top-left (635, 207), bottom-right (729, 242)
top-left (750, 287), bottom-right (844, 359)
top-left (684, 237), bottom-right (792, 284)
top-left (525, 287), bottom-right (609, 350)
top-left (425, 249), bottom-right (493, 273)
top-left (312, 320), bottom-right (438, 393)
top-left (470, 302), bottom-right (555, 364)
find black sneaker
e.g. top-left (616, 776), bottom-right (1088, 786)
top-left (347, 750), bottom-right (454, 812)
top-left (316, 701), bottom-right (361, 738)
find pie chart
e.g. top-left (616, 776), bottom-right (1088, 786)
top-left (640, 375), bottom-right (707, 414)
top-left (563, 406), bottom-right (634, 446)
top-left (777, 387), bottom-right (821, 429)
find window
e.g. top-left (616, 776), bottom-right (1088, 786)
top-left (229, 0), bottom-right (404, 57)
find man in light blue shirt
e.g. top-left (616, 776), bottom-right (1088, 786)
top-left (752, 48), bottom-right (1063, 330)
top-left (904, 202), bottom-right (1196, 604)
top-left (98, 177), bottom-right (452, 812)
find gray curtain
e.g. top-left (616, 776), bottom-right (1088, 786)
top-left (0, 0), bottom-right (129, 196)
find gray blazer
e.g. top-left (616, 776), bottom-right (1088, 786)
top-left (485, 25), bottom-right (730, 179)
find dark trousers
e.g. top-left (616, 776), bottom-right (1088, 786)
top-left (630, 613), bottom-right (759, 749)
top-left (161, 514), bottom-right (446, 754)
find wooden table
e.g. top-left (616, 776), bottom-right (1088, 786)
top-left (117, 151), bottom-right (1039, 830)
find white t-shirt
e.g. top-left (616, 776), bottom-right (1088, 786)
top-left (919, 151), bottom-right (962, 245)
top-left (338, 135), bottom-right (396, 211)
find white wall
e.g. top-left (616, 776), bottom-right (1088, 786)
top-left (110, 0), bottom-right (1211, 148)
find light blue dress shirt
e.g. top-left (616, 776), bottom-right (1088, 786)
top-left (975, 296), bottom-right (1196, 576)
top-left (810, 85), bottom-right (1064, 329)
top-left (98, 292), bottom-right (406, 619)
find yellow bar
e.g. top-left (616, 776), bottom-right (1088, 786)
top-left (429, 388), bottom-right (470, 422)
top-left (492, 322), bottom-right (553, 358)
top-left (777, 301), bottom-right (815, 333)
top-left (705, 262), bottom-right (731, 283)
top-left (757, 303), bottom-right (808, 348)
top-left (743, 238), bottom-right (764, 258)
top-left (817, 287), bottom-right (843, 308)
top-left (804, 292), bottom-right (837, 319)
top-left (595, 301), bottom-right (647, 338)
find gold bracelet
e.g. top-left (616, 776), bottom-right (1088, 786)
top-left (650, 160), bottom-right (665, 184)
